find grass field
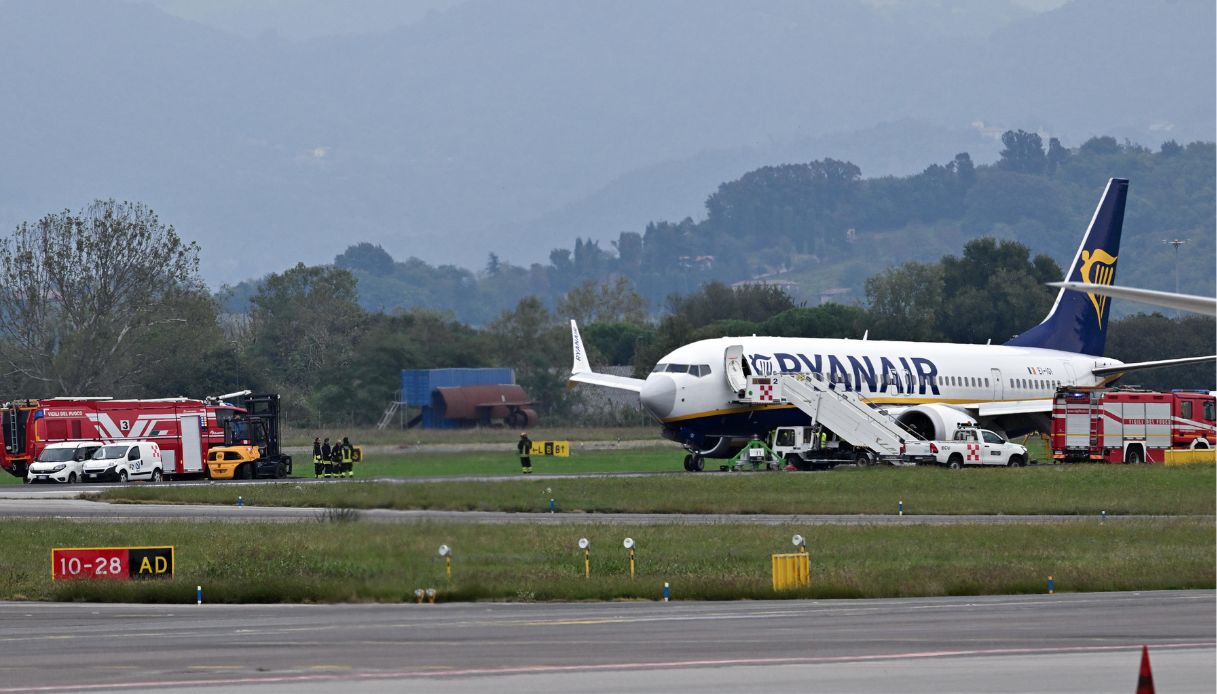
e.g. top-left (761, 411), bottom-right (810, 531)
top-left (282, 426), bottom-right (659, 447)
top-left (93, 464), bottom-right (1217, 516)
top-left (5, 518), bottom-right (1211, 603)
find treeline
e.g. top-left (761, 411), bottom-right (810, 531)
top-left (0, 200), bottom-right (1209, 430)
top-left (221, 132), bottom-right (1215, 325)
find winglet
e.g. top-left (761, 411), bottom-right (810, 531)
top-left (570, 319), bottom-right (591, 375)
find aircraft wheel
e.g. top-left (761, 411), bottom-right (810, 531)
top-left (682, 454), bottom-right (693, 472)
top-left (690, 454), bottom-right (704, 472)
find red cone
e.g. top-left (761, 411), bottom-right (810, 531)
top-left (1135, 645), bottom-right (1155, 694)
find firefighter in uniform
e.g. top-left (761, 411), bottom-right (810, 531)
top-left (321, 437), bottom-right (333, 478)
top-left (517, 432), bottom-right (532, 474)
top-left (312, 437), bottom-right (323, 478)
top-left (340, 436), bottom-right (354, 477)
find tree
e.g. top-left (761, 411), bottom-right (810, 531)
top-left (864, 262), bottom-right (944, 342)
top-left (1107, 314), bottom-right (1216, 390)
top-left (1045, 137), bottom-right (1069, 174)
top-left (0, 200), bottom-right (202, 395)
top-left (558, 277), bottom-right (648, 326)
top-left (334, 242), bottom-right (395, 276)
top-left (998, 129), bottom-right (1046, 174)
top-left (246, 263), bottom-right (364, 421)
top-left (488, 297), bottom-right (571, 417)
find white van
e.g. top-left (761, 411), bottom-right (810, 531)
top-left (25, 442), bottom-right (106, 484)
top-left (81, 442), bottom-right (164, 483)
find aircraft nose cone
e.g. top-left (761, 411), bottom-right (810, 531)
top-left (640, 375), bottom-right (677, 419)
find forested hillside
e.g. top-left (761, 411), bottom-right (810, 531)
top-left (225, 132), bottom-right (1213, 327)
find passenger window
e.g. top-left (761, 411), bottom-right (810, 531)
top-left (1181, 401), bottom-right (1192, 419)
top-left (982, 431), bottom-right (1003, 444)
top-left (1205, 401), bottom-right (1215, 421)
top-left (127, 448), bottom-right (139, 461)
top-left (984, 378), bottom-right (989, 388)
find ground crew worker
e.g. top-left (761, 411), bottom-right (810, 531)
top-left (340, 436), bottom-right (354, 477)
top-left (330, 439), bottom-right (343, 477)
top-left (817, 428), bottom-right (828, 450)
top-left (517, 432), bottom-right (532, 474)
top-left (312, 437), bottom-right (323, 478)
top-left (321, 437), bottom-right (333, 478)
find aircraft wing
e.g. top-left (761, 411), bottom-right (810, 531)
top-left (1091, 355), bottom-right (1217, 376)
top-left (568, 320), bottom-right (646, 393)
top-left (1050, 282), bottom-right (1217, 317)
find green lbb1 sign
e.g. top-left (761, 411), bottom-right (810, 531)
top-left (52, 546), bottom-right (174, 581)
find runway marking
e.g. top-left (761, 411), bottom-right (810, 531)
top-left (186, 666), bottom-right (243, 671)
top-left (525, 618), bottom-right (630, 626)
top-left (0, 641), bottom-right (1211, 692)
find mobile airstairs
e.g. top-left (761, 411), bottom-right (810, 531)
top-left (734, 373), bottom-right (925, 462)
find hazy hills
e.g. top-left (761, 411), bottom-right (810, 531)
top-left (0, 0), bottom-right (1211, 285)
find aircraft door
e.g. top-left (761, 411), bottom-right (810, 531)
top-left (990, 368), bottom-right (1003, 400)
top-left (724, 345), bottom-right (747, 394)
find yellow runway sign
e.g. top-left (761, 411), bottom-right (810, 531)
top-left (529, 441), bottom-right (570, 457)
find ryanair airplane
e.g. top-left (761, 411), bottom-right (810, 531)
top-left (569, 178), bottom-right (1215, 464)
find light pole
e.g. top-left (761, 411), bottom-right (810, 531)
top-left (1162, 239), bottom-right (1187, 296)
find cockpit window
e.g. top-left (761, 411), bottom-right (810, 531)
top-left (666, 364), bottom-right (689, 374)
top-left (696, 364), bottom-right (711, 377)
top-left (652, 363), bottom-right (669, 373)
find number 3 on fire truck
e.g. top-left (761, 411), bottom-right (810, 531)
top-left (119, 419), bottom-right (130, 432)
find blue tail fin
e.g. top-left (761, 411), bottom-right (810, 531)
top-left (1005, 178), bottom-right (1127, 356)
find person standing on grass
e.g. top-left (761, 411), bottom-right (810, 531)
top-left (321, 437), bottom-right (333, 478)
top-left (312, 437), bottom-right (323, 478)
top-left (517, 432), bottom-right (533, 474)
top-left (340, 436), bottom-right (354, 477)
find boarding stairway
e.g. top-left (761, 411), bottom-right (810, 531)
top-left (735, 373), bottom-right (923, 457)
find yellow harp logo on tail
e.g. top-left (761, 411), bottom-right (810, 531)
top-left (1079, 249), bottom-right (1118, 325)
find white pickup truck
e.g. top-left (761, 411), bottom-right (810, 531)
top-left (902, 426), bottom-right (1029, 468)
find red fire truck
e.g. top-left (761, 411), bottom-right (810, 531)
top-left (1051, 387), bottom-right (1216, 464)
top-left (1, 395), bottom-right (249, 479)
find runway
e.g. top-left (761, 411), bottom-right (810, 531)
top-left (0, 496), bottom-right (1184, 525)
top-left (1, 591), bottom-right (1212, 693)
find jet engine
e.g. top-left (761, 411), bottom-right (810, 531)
top-left (894, 404), bottom-right (977, 441)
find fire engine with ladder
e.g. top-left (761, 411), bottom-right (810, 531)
top-left (1051, 387), bottom-right (1215, 464)
top-left (1, 391), bottom-right (258, 480)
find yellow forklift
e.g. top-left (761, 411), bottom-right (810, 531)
top-left (205, 394), bottom-right (292, 480)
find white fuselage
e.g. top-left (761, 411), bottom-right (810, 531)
top-left (640, 336), bottom-right (1122, 425)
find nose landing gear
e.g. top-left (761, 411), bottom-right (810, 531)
top-left (682, 453), bottom-right (704, 472)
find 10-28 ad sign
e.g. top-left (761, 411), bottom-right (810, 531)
top-left (51, 546), bottom-right (174, 581)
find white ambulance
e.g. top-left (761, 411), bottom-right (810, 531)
top-left (81, 441), bottom-right (164, 483)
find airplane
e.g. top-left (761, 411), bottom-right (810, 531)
top-left (1049, 282), bottom-right (1216, 317)
top-left (568, 178), bottom-right (1216, 468)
